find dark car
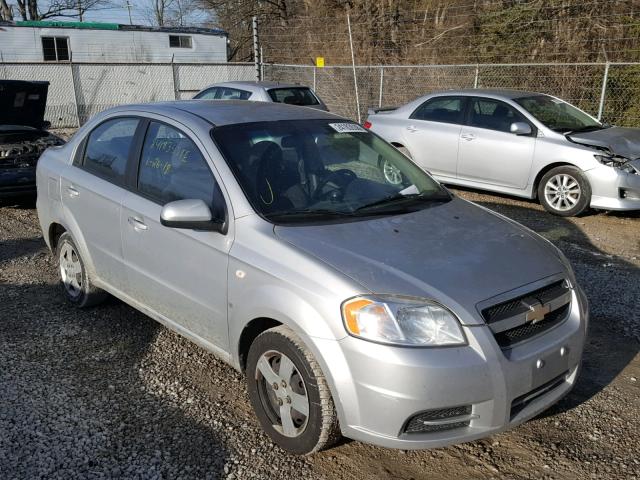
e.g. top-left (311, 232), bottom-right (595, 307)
top-left (0, 80), bottom-right (65, 197)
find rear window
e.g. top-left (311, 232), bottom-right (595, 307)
top-left (268, 87), bottom-right (319, 106)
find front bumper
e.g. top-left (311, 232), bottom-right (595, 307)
top-left (314, 286), bottom-right (588, 449)
top-left (0, 166), bottom-right (37, 197)
top-left (586, 162), bottom-right (640, 211)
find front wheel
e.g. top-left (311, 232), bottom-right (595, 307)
top-left (538, 166), bottom-right (591, 217)
top-left (246, 326), bottom-right (340, 454)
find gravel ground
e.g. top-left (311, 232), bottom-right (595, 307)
top-left (1, 188), bottom-right (638, 480)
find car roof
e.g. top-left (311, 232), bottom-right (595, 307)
top-left (429, 89), bottom-right (544, 100)
top-left (204, 81), bottom-right (308, 91)
top-left (106, 100), bottom-right (338, 126)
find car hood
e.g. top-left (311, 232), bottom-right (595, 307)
top-left (0, 80), bottom-right (50, 130)
top-left (568, 126), bottom-right (640, 159)
top-left (274, 198), bottom-right (565, 325)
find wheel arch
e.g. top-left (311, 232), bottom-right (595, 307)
top-left (238, 317), bottom-right (283, 371)
top-left (533, 162), bottom-right (580, 199)
top-left (48, 222), bottom-right (67, 251)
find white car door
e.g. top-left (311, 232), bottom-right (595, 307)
top-left (400, 96), bottom-right (468, 180)
top-left (457, 97), bottom-right (536, 190)
top-left (61, 116), bottom-right (141, 291)
top-left (120, 120), bottom-right (232, 349)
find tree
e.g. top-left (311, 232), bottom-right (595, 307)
top-left (10, 0), bottom-right (109, 21)
top-left (0, 0), bottom-right (13, 20)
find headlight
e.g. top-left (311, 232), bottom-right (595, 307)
top-left (594, 154), bottom-right (637, 173)
top-left (341, 295), bottom-right (466, 347)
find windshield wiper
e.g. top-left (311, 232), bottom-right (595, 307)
top-left (355, 192), bottom-right (449, 213)
top-left (266, 208), bottom-right (357, 219)
top-left (565, 125), bottom-right (608, 134)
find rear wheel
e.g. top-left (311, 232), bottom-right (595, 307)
top-left (56, 232), bottom-right (108, 308)
top-left (246, 326), bottom-right (340, 454)
top-left (538, 166), bottom-right (591, 217)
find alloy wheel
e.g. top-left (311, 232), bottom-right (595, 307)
top-left (544, 173), bottom-right (582, 212)
top-left (255, 350), bottom-right (310, 438)
top-left (59, 242), bottom-right (83, 298)
top-left (382, 159), bottom-right (403, 185)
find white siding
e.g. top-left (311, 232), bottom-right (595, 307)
top-left (0, 26), bottom-right (227, 63)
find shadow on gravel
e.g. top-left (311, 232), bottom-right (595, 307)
top-left (1, 281), bottom-right (231, 478)
top-left (475, 200), bottom-right (640, 415)
top-left (0, 236), bottom-right (45, 263)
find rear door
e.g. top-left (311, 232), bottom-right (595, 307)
top-left (120, 119), bottom-right (231, 349)
top-left (61, 116), bottom-right (141, 291)
top-left (401, 96), bottom-right (468, 179)
top-left (457, 97), bottom-right (536, 189)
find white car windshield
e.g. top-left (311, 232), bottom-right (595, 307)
top-left (211, 119), bottom-right (449, 223)
top-left (515, 95), bottom-right (605, 133)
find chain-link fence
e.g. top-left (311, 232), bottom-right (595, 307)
top-left (264, 62), bottom-right (640, 127)
top-left (0, 62), bottom-right (257, 127)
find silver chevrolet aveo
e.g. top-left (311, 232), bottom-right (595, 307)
top-left (36, 100), bottom-right (588, 455)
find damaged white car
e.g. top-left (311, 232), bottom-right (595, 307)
top-left (366, 90), bottom-right (640, 216)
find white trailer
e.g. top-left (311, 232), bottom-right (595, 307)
top-left (0, 20), bottom-right (228, 63)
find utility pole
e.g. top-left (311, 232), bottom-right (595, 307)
top-left (125, 1), bottom-right (133, 25)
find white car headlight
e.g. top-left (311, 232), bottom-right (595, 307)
top-left (341, 295), bottom-right (466, 347)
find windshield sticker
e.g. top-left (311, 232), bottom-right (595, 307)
top-left (329, 122), bottom-right (367, 133)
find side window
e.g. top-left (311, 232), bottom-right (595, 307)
top-left (195, 87), bottom-right (219, 99)
top-left (469, 98), bottom-right (527, 133)
top-left (82, 117), bottom-right (139, 183)
top-left (138, 122), bottom-right (220, 209)
top-left (217, 87), bottom-right (252, 100)
top-left (411, 97), bottom-right (466, 124)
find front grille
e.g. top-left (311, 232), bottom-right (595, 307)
top-left (403, 405), bottom-right (472, 434)
top-left (482, 280), bottom-right (568, 324)
top-left (494, 304), bottom-right (570, 348)
top-left (510, 372), bottom-right (568, 419)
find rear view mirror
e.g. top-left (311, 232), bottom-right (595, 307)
top-left (510, 122), bottom-right (532, 135)
top-left (160, 199), bottom-right (226, 233)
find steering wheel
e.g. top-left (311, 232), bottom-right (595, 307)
top-left (312, 169), bottom-right (357, 201)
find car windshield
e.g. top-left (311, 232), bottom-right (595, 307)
top-left (515, 95), bottom-right (604, 133)
top-left (267, 88), bottom-right (319, 106)
top-left (211, 119), bottom-right (449, 223)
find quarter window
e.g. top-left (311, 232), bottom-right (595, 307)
top-left (169, 35), bottom-right (192, 48)
top-left (138, 122), bottom-right (219, 208)
top-left (411, 97), bottom-right (466, 124)
top-left (469, 98), bottom-right (527, 133)
top-left (42, 37), bottom-right (70, 62)
top-left (83, 118), bottom-right (139, 182)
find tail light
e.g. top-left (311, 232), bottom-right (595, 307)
top-left (363, 121), bottom-right (372, 129)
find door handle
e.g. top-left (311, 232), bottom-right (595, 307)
top-left (128, 216), bottom-right (148, 231)
top-left (460, 133), bottom-right (476, 141)
top-left (406, 125), bottom-right (418, 133)
top-left (66, 185), bottom-right (79, 197)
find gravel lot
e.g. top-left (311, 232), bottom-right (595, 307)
top-left (1, 188), bottom-right (638, 480)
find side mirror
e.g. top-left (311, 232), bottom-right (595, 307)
top-left (510, 122), bottom-right (532, 136)
top-left (160, 199), bottom-right (226, 233)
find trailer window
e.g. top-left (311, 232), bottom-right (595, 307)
top-left (42, 37), bottom-right (70, 62)
top-left (169, 35), bottom-right (192, 48)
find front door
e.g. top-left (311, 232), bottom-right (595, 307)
top-left (457, 97), bottom-right (536, 190)
top-left (121, 120), bottom-right (231, 349)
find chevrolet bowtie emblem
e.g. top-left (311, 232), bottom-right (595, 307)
top-left (525, 301), bottom-right (550, 324)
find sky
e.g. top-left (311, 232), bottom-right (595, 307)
top-left (6, 1), bottom-right (211, 27)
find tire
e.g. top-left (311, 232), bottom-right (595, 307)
top-left (537, 166), bottom-right (591, 217)
top-left (56, 232), bottom-right (108, 308)
top-left (246, 325), bottom-right (341, 454)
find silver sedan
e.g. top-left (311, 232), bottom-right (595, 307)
top-left (366, 89), bottom-right (640, 216)
top-left (36, 100), bottom-right (586, 454)
top-left (193, 80), bottom-right (329, 111)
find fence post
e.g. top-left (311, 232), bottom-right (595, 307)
top-left (378, 67), bottom-right (384, 107)
top-left (252, 16), bottom-right (261, 81)
top-left (171, 54), bottom-right (179, 100)
top-left (69, 53), bottom-right (81, 127)
top-left (346, 12), bottom-right (361, 123)
top-left (474, 64), bottom-right (479, 88)
top-left (313, 65), bottom-right (317, 91)
top-left (260, 46), bottom-right (264, 81)
top-left (597, 62), bottom-right (610, 121)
